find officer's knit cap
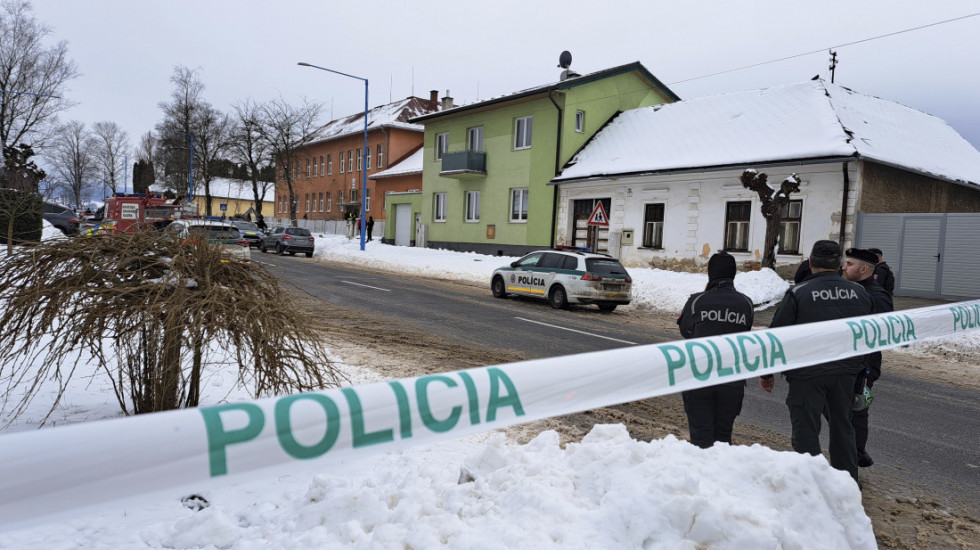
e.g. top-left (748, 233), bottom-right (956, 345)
top-left (845, 247), bottom-right (878, 265)
top-left (810, 240), bottom-right (841, 261)
top-left (707, 251), bottom-right (737, 281)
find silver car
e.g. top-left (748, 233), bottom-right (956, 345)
top-left (491, 249), bottom-right (632, 312)
top-left (260, 226), bottom-right (315, 257)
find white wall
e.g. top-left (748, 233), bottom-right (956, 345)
top-left (555, 162), bottom-right (860, 268)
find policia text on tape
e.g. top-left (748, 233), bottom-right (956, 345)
top-left (0, 300), bottom-right (977, 529)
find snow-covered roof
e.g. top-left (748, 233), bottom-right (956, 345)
top-left (314, 97), bottom-right (433, 143)
top-left (555, 80), bottom-right (980, 188)
top-left (370, 147), bottom-right (423, 179)
top-left (150, 178), bottom-right (275, 202)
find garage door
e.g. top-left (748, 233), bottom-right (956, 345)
top-left (394, 203), bottom-right (412, 246)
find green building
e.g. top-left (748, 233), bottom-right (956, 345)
top-left (407, 61), bottom-right (679, 256)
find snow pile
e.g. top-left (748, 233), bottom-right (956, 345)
top-left (312, 234), bottom-right (790, 313)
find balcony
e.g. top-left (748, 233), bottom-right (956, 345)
top-left (439, 150), bottom-right (486, 180)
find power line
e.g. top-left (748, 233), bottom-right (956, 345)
top-left (668, 12), bottom-right (980, 85)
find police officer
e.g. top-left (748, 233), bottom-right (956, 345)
top-left (677, 251), bottom-right (755, 448)
top-left (759, 240), bottom-right (874, 483)
top-left (843, 248), bottom-right (894, 467)
top-left (867, 247), bottom-right (895, 295)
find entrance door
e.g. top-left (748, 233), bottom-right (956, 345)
top-left (394, 203), bottom-right (412, 246)
top-left (572, 198), bottom-right (611, 253)
top-left (898, 216), bottom-right (943, 296)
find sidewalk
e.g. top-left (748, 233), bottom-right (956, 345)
top-left (753, 293), bottom-right (954, 326)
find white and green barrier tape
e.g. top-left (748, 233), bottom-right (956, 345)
top-left (1, 300), bottom-right (978, 528)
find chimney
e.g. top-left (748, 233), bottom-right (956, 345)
top-left (441, 90), bottom-right (454, 110)
top-left (429, 90), bottom-right (439, 112)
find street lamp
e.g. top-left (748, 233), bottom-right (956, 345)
top-left (297, 61), bottom-right (369, 252)
top-left (161, 128), bottom-right (194, 200)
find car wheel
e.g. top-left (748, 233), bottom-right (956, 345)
top-left (491, 276), bottom-right (507, 298)
top-left (259, 243), bottom-right (267, 253)
top-left (305, 252), bottom-right (313, 258)
top-left (597, 304), bottom-right (618, 313)
top-left (548, 285), bottom-right (569, 309)
top-left (276, 243), bottom-right (284, 256)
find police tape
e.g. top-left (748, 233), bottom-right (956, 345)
top-left (1, 300), bottom-right (978, 528)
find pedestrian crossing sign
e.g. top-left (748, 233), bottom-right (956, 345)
top-left (587, 202), bottom-right (609, 227)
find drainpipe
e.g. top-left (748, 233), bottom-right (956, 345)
top-left (548, 90), bottom-right (563, 248)
top-left (839, 161), bottom-right (850, 246)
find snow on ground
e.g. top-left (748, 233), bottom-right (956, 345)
top-left (1, 231), bottom-right (975, 548)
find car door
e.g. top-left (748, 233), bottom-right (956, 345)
top-left (528, 253), bottom-right (567, 296)
top-left (507, 252), bottom-right (545, 297)
top-left (266, 227), bottom-right (283, 247)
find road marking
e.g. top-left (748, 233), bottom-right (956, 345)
top-left (515, 317), bottom-right (637, 345)
top-left (341, 280), bottom-right (391, 292)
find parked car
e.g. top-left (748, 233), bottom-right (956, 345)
top-left (43, 202), bottom-right (79, 235)
top-left (229, 219), bottom-right (265, 248)
top-left (162, 219), bottom-right (251, 262)
top-left (260, 226), bottom-right (315, 257)
top-left (490, 249), bottom-right (632, 311)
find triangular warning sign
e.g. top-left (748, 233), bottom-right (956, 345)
top-left (586, 202), bottom-right (609, 227)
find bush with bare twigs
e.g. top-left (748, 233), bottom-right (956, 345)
top-left (0, 230), bottom-right (342, 423)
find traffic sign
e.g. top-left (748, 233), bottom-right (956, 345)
top-left (587, 202), bottom-right (609, 227)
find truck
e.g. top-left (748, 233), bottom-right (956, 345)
top-left (92, 193), bottom-right (198, 233)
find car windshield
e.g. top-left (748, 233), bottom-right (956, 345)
top-left (233, 221), bottom-right (259, 231)
top-left (585, 258), bottom-right (629, 275)
top-left (188, 226), bottom-right (241, 240)
top-left (285, 228), bottom-right (311, 236)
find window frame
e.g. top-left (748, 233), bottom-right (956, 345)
top-left (642, 203), bottom-right (665, 249)
top-left (435, 132), bottom-right (449, 160)
top-left (348, 150), bottom-right (354, 172)
top-left (778, 199), bottom-right (804, 255)
top-left (514, 115), bottom-right (533, 150)
top-left (356, 148), bottom-right (362, 172)
top-left (339, 151), bottom-right (345, 174)
top-left (327, 192), bottom-right (332, 212)
top-left (365, 187), bottom-right (371, 211)
top-left (433, 192), bottom-right (447, 222)
top-left (365, 145), bottom-right (371, 170)
top-left (509, 187), bottom-right (529, 222)
top-left (467, 126), bottom-right (484, 152)
top-left (377, 144), bottom-right (384, 168)
top-left (465, 190), bottom-right (481, 223)
top-left (575, 110), bottom-right (585, 133)
top-left (327, 154), bottom-right (333, 175)
top-left (724, 201), bottom-right (752, 252)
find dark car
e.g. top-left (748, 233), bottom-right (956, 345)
top-left (229, 220), bottom-right (265, 248)
top-left (43, 202), bottom-right (79, 235)
top-left (260, 226), bottom-right (315, 257)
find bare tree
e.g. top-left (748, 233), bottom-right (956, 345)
top-left (47, 120), bottom-right (97, 207)
top-left (193, 103), bottom-right (231, 216)
top-left (0, 0), bottom-right (79, 161)
top-left (156, 66), bottom-right (204, 196)
top-left (92, 120), bottom-right (129, 196)
top-left (0, 231), bottom-right (343, 420)
top-left (230, 99), bottom-right (273, 225)
top-left (260, 96), bottom-right (323, 225)
top-left (0, 143), bottom-right (45, 252)
top-left (740, 169), bottom-right (801, 269)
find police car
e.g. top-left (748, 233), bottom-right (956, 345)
top-left (491, 249), bottom-right (632, 312)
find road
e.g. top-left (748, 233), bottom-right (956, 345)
top-left (255, 252), bottom-right (980, 513)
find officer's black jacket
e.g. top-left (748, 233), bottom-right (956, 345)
top-left (873, 262), bottom-right (895, 295)
top-left (855, 276), bottom-right (893, 385)
top-left (769, 271), bottom-right (874, 379)
top-left (677, 279), bottom-right (754, 339)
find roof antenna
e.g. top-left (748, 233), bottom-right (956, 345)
top-left (828, 50), bottom-right (838, 83)
top-left (558, 51), bottom-right (579, 81)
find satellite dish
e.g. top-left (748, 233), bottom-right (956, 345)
top-left (558, 51), bottom-right (572, 69)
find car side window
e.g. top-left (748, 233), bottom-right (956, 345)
top-left (538, 253), bottom-right (565, 269)
top-left (562, 256), bottom-right (579, 270)
top-left (516, 253), bottom-right (543, 268)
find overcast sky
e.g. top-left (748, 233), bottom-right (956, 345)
top-left (27, 0), bottom-right (980, 154)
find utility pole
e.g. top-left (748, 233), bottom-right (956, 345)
top-left (828, 50), bottom-right (839, 83)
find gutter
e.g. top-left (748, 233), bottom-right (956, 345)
top-left (548, 90), bottom-right (564, 248)
top-left (839, 161), bottom-right (850, 246)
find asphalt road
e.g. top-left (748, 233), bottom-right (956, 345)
top-left (256, 252), bottom-right (980, 511)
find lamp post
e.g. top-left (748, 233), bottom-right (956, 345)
top-left (161, 128), bottom-right (194, 200)
top-left (298, 62), bottom-right (369, 251)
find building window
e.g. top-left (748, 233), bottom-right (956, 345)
top-left (643, 203), bottom-right (665, 248)
top-left (305, 193), bottom-right (310, 212)
top-left (339, 151), bottom-right (345, 173)
top-left (328, 154), bottom-right (333, 175)
top-left (306, 159), bottom-right (311, 178)
top-left (435, 132), bottom-right (449, 160)
top-left (778, 199), bottom-right (803, 255)
top-left (319, 155), bottom-right (325, 176)
top-left (377, 144), bottom-right (384, 168)
top-left (365, 187), bottom-right (371, 211)
top-left (339, 190), bottom-right (344, 203)
top-left (348, 150), bottom-right (354, 172)
top-left (351, 189), bottom-right (358, 203)
top-left (514, 116), bottom-right (532, 149)
top-left (433, 192), bottom-right (447, 222)
top-left (327, 192), bottom-right (332, 212)
top-left (356, 148), bottom-right (362, 171)
top-left (465, 191), bottom-right (480, 222)
top-left (724, 201), bottom-right (752, 252)
top-left (510, 188), bottom-right (528, 222)
top-left (365, 146), bottom-right (371, 170)
top-left (318, 192), bottom-right (324, 212)
top-left (467, 126), bottom-right (483, 151)
top-left (293, 160), bottom-right (299, 180)
top-left (575, 110), bottom-right (585, 133)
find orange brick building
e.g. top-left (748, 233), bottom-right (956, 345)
top-left (276, 92), bottom-right (439, 222)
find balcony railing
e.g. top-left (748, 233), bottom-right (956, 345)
top-left (440, 150), bottom-right (486, 179)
